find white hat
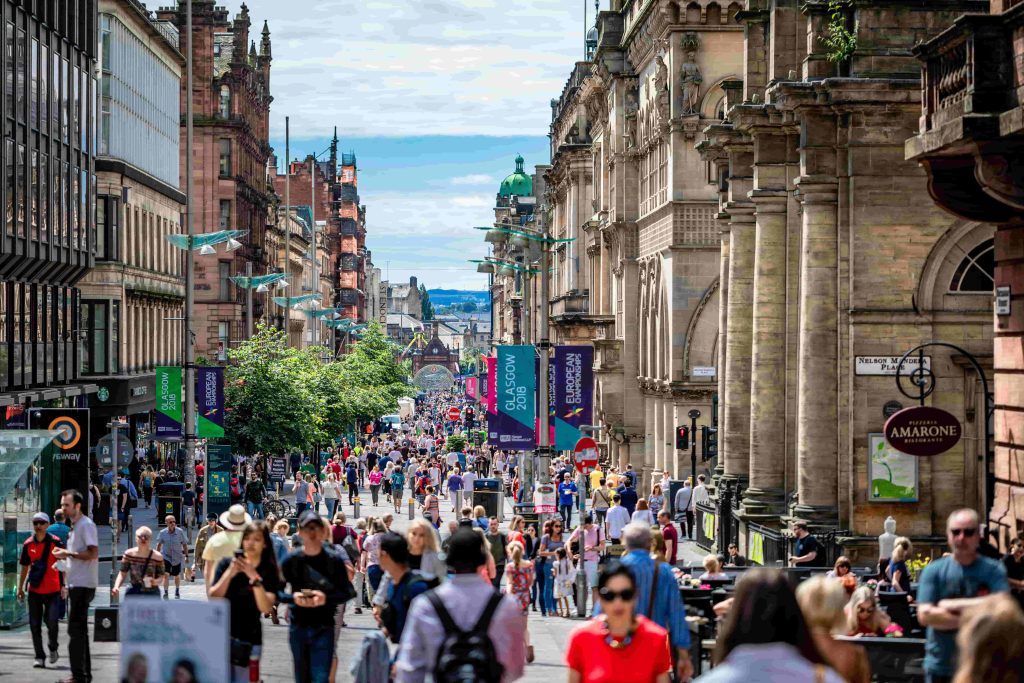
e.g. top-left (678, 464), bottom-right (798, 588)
top-left (218, 504), bottom-right (252, 531)
top-left (32, 512), bottom-right (50, 524)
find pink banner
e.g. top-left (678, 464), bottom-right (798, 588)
top-left (486, 356), bottom-right (497, 415)
top-left (466, 376), bottom-right (478, 400)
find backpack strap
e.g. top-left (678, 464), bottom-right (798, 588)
top-left (472, 591), bottom-right (504, 634)
top-left (427, 590), bottom-right (462, 635)
top-left (648, 561), bottom-right (661, 617)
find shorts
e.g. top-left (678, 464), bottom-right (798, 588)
top-left (584, 560), bottom-right (599, 587)
top-left (164, 560), bottom-right (182, 576)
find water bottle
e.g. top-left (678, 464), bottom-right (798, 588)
top-left (248, 654), bottom-right (260, 683)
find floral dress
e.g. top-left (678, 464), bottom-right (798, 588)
top-left (553, 558), bottom-right (577, 600)
top-left (505, 560), bottom-right (535, 613)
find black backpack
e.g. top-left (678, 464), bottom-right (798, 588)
top-left (427, 590), bottom-right (504, 683)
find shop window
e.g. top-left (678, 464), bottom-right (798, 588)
top-left (949, 239), bottom-right (995, 293)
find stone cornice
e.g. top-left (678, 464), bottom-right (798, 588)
top-left (770, 78), bottom-right (921, 113)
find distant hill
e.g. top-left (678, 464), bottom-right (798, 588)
top-left (427, 289), bottom-right (490, 307)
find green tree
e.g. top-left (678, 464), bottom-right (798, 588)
top-left (460, 301), bottom-right (477, 313)
top-left (420, 284), bottom-right (435, 320)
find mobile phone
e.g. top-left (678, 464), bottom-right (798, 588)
top-left (234, 548), bottom-right (245, 559)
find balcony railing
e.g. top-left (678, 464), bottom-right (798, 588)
top-left (550, 291), bottom-right (590, 318)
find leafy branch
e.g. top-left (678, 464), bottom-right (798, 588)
top-left (821, 0), bottom-right (857, 64)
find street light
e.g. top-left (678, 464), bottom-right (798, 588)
top-left (229, 271), bottom-right (289, 338)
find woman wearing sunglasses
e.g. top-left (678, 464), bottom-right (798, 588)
top-left (565, 561), bottom-right (672, 683)
top-left (111, 526), bottom-right (165, 598)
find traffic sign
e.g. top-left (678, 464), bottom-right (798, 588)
top-left (574, 436), bottom-right (599, 473)
top-left (447, 406), bottom-right (461, 421)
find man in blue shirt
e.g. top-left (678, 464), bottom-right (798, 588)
top-left (918, 508), bottom-right (1009, 683)
top-left (616, 480), bottom-right (639, 517)
top-left (557, 472), bottom-right (578, 529)
top-left (596, 522), bottom-right (692, 681)
top-left (346, 462), bottom-right (359, 506)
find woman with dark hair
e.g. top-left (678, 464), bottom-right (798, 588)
top-left (209, 520), bottom-right (282, 683)
top-left (697, 569), bottom-right (845, 682)
top-left (565, 561), bottom-right (672, 682)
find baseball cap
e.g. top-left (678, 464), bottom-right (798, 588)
top-left (32, 512), bottom-right (50, 524)
top-left (206, 512), bottom-right (218, 521)
top-left (298, 510), bottom-right (322, 528)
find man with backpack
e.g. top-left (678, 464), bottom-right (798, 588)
top-left (17, 512), bottom-right (64, 669)
top-left (244, 476), bottom-right (267, 520)
top-left (396, 527), bottom-right (525, 683)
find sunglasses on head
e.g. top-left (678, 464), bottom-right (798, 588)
top-left (950, 527), bottom-right (977, 537)
top-left (599, 587), bottom-right (635, 602)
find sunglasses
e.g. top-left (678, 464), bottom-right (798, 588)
top-left (32, 520), bottom-right (48, 526)
top-left (950, 528), bottom-right (977, 537)
top-left (137, 534), bottom-right (151, 540)
top-left (857, 606), bottom-right (875, 615)
top-left (599, 587), bottom-right (635, 602)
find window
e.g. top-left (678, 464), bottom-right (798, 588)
top-left (949, 239), bottom-right (995, 293)
top-left (111, 300), bottom-right (119, 373)
top-left (218, 85), bottom-right (231, 119)
top-left (219, 139), bottom-right (232, 177)
top-left (217, 321), bottom-right (231, 361)
top-left (219, 199), bottom-right (231, 230)
top-left (96, 195), bottom-right (119, 261)
top-left (80, 300), bottom-right (109, 375)
top-left (218, 261), bottom-right (231, 301)
top-left (4, 139), bottom-right (12, 238)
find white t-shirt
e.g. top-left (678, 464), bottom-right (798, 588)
top-left (429, 466), bottom-right (441, 485)
top-left (446, 452), bottom-right (459, 468)
top-left (66, 514), bottom-right (99, 588)
top-left (606, 506), bottom-right (631, 541)
top-left (462, 471), bottom-right (477, 493)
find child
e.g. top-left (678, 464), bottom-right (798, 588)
top-left (552, 546), bottom-right (576, 617)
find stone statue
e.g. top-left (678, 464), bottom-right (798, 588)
top-left (624, 87), bottom-right (639, 150)
top-left (878, 516), bottom-right (897, 573)
top-left (680, 49), bottom-right (702, 115)
top-left (655, 55), bottom-right (669, 94)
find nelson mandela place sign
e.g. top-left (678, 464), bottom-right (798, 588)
top-left (883, 406), bottom-right (962, 457)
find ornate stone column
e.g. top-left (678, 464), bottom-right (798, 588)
top-left (716, 222), bottom-right (730, 481)
top-left (643, 395), bottom-right (657, 489)
top-left (653, 395), bottom-right (664, 473)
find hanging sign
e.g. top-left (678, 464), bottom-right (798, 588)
top-left (485, 356), bottom-right (497, 415)
top-left (466, 376), bottom-right (478, 400)
top-left (883, 406), bottom-right (962, 457)
top-left (554, 346), bottom-right (593, 451)
top-left (154, 366), bottom-right (183, 440)
top-left (487, 346), bottom-right (536, 449)
top-left (196, 367), bottom-right (225, 438)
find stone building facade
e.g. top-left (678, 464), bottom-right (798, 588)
top-left (337, 151), bottom-right (367, 323)
top-left (387, 276), bottom-right (422, 318)
top-left (81, 0), bottom-right (186, 443)
top-left (699, 0), bottom-right (993, 556)
top-left (907, 0), bottom-right (1024, 547)
top-left (154, 1), bottom-right (274, 358)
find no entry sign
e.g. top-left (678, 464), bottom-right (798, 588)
top-left (574, 436), bottom-right (598, 473)
top-left (447, 406), bottom-right (461, 421)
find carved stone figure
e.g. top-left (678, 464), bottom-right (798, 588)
top-left (680, 49), bottom-right (702, 115)
top-left (655, 55), bottom-right (669, 94)
top-left (624, 87), bottom-right (640, 150)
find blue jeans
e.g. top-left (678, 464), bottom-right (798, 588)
top-left (367, 564), bottom-right (384, 593)
top-left (532, 559), bottom-right (545, 613)
top-left (295, 502), bottom-right (307, 518)
top-left (246, 501), bottom-right (264, 519)
top-left (288, 624), bottom-right (334, 683)
top-left (540, 560), bottom-right (556, 613)
top-left (560, 503), bottom-right (573, 528)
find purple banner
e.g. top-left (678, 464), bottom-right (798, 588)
top-left (554, 346), bottom-right (594, 451)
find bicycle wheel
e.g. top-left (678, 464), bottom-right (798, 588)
top-left (265, 499), bottom-right (285, 518)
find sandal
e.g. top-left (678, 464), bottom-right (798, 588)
top-left (526, 646), bottom-right (535, 664)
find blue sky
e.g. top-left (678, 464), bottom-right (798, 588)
top-left (213, 0), bottom-right (599, 289)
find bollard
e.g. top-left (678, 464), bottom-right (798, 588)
top-left (408, 497), bottom-right (415, 520)
top-left (127, 514), bottom-right (134, 545)
top-left (109, 515), bottom-right (118, 592)
top-left (353, 496), bottom-right (361, 519)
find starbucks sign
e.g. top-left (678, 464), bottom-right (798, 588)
top-left (96, 387), bottom-right (110, 402)
top-left (884, 406), bottom-right (962, 457)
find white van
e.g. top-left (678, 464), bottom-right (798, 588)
top-left (381, 414), bottom-right (402, 431)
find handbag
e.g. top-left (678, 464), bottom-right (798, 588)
top-left (125, 551), bottom-right (156, 595)
top-left (230, 638), bottom-right (254, 667)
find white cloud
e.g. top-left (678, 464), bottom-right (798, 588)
top-left (450, 174), bottom-right (494, 185)
top-left (212, 1), bottom-right (590, 137)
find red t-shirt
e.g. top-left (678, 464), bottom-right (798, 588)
top-left (565, 616), bottom-right (672, 683)
top-left (329, 461), bottom-right (342, 475)
top-left (19, 534), bottom-right (63, 595)
top-left (661, 523), bottom-right (679, 564)
top-left (195, 463), bottom-right (204, 478)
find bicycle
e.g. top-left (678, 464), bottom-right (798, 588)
top-left (264, 495), bottom-right (294, 519)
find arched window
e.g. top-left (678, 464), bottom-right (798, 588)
top-left (949, 239), bottom-right (994, 292)
top-left (218, 85), bottom-right (231, 119)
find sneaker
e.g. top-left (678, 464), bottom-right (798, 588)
top-left (163, 591), bottom-right (169, 600)
top-left (48, 650), bottom-right (58, 664)
top-left (33, 658), bottom-right (44, 668)
top-left (174, 590), bottom-right (180, 599)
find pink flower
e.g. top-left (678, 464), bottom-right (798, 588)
top-left (699, 583), bottom-right (712, 590)
top-left (883, 623), bottom-right (904, 638)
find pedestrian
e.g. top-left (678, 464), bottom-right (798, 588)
top-left (952, 593), bottom-right (1024, 683)
top-left (789, 521), bottom-right (825, 568)
top-left (591, 478), bottom-right (611, 527)
top-left (917, 508), bottom-right (1009, 682)
top-left (17, 511), bottom-right (63, 669)
top-left (405, 518), bottom-right (447, 584)
top-left (557, 472), bottom-right (578, 529)
top-left (565, 561), bottom-right (673, 683)
top-left (363, 518), bottom-right (387, 594)
top-left (1002, 536), bottom-right (1024, 612)
top-left (648, 483), bottom-right (664, 519)
top-left (395, 527), bottom-right (526, 683)
top-left (552, 547), bottom-right (575, 617)
top-left (210, 521), bottom-right (282, 683)
top-left (346, 461), bottom-right (359, 506)
top-left (796, 576), bottom-right (871, 683)
top-left (616, 478), bottom-right (639, 518)
top-left (486, 516), bottom-right (509, 590)
top-left (111, 526), bottom-right (165, 598)
top-left (606, 494), bottom-right (630, 544)
top-left (47, 509), bottom-right (71, 546)
top-left (52, 489), bottom-right (99, 683)
top-left (692, 474), bottom-right (710, 508)
top-left (156, 515), bottom-right (189, 600)
top-left (658, 511), bottom-right (679, 566)
top-left (191, 513), bottom-right (219, 582)
top-left (674, 479), bottom-right (693, 537)
top-left (182, 482), bottom-right (196, 529)
top-left (568, 514), bottom-right (604, 610)
top-left (142, 467), bottom-right (154, 508)
top-left (598, 523), bottom-right (692, 681)
top-left (389, 465), bottom-right (406, 514)
top-left (294, 472), bottom-right (309, 518)
top-left (697, 569), bottom-right (842, 683)
top-left (538, 518), bottom-right (565, 616)
top-left (631, 498), bottom-right (655, 526)
top-left (886, 537), bottom-right (913, 593)
top-left (202, 504), bottom-right (252, 594)
top-left (244, 475), bottom-right (267, 520)
top-left (375, 532), bottom-right (430, 644)
top-left (421, 486), bottom-right (440, 528)
top-left (368, 466), bottom-right (383, 506)
top-left (114, 472), bottom-right (132, 532)
top-left (504, 541), bottom-right (535, 663)
top-left (447, 466), bottom-right (463, 512)
top-left (352, 518), bottom-right (369, 614)
top-left (279, 510), bottom-right (355, 683)
top-left (305, 474), bottom-right (321, 515)
top-left (323, 471), bottom-right (342, 520)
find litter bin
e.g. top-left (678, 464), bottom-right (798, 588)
top-left (472, 478), bottom-right (503, 521)
top-left (156, 482), bottom-right (184, 526)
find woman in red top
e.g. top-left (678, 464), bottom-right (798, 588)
top-left (565, 561), bottom-right (672, 683)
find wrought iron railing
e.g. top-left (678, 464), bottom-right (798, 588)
top-left (747, 521), bottom-right (788, 567)
top-left (694, 501), bottom-right (716, 551)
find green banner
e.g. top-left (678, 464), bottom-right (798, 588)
top-left (206, 444), bottom-right (232, 517)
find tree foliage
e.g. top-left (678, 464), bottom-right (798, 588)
top-left (821, 0), bottom-right (857, 64)
top-left (419, 284), bottom-right (435, 320)
top-left (224, 322), bottom-right (409, 455)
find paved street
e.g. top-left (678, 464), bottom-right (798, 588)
top-left (0, 479), bottom-right (706, 682)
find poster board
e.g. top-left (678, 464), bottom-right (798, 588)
top-left (868, 433), bottom-right (919, 502)
top-left (120, 599), bottom-right (230, 683)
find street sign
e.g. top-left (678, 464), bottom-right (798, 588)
top-left (447, 406), bottom-right (461, 421)
top-left (268, 457), bottom-right (287, 483)
top-left (574, 436), bottom-right (599, 473)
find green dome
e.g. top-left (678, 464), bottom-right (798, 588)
top-left (498, 155), bottom-right (533, 198)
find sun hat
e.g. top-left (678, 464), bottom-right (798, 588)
top-left (218, 504), bottom-right (252, 531)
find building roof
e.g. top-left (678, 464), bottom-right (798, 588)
top-left (498, 155), bottom-right (533, 198)
top-left (387, 313), bottom-right (424, 331)
top-left (390, 284), bottom-right (412, 298)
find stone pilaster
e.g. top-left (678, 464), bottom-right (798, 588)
top-left (663, 399), bottom-right (675, 479)
top-left (723, 205), bottom-right (754, 482)
top-left (653, 395), bottom-right (664, 474)
top-left (644, 397), bottom-right (657, 488)
top-left (715, 221), bottom-right (730, 481)
top-left (793, 178), bottom-right (840, 525)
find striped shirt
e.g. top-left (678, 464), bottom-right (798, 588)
top-left (597, 549), bottom-right (690, 650)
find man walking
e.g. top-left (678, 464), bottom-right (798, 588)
top-left (294, 473), bottom-right (309, 518)
top-left (918, 509), bottom-right (1008, 683)
top-left (191, 513), bottom-right (219, 581)
top-left (557, 472), bottom-right (578, 529)
top-left (18, 512), bottom-right (63, 669)
top-left (156, 515), bottom-right (189, 599)
top-left (447, 466), bottom-right (463, 512)
top-left (486, 517), bottom-right (508, 590)
top-left (376, 532), bottom-right (429, 644)
top-left (244, 475), bottom-right (267, 520)
top-left (605, 494), bottom-right (631, 545)
top-left (396, 528), bottom-right (525, 682)
top-left (788, 521), bottom-right (825, 568)
top-left (659, 510), bottom-right (679, 566)
top-left (346, 461), bottom-right (359, 507)
top-left (616, 477), bottom-right (638, 518)
top-left (279, 510), bottom-right (354, 683)
top-left (51, 490), bottom-right (98, 683)
top-left (673, 478), bottom-right (693, 538)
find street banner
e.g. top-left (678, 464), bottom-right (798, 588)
top-left (28, 408), bottom-right (89, 513)
top-left (120, 599), bottom-right (229, 683)
top-left (154, 366), bottom-right (183, 440)
top-left (554, 346), bottom-right (594, 451)
top-left (466, 376), bottom-right (478, 400)
top-left (488, 345), bottom-right (536, 449)
top-left (535, 355), bottom-right (557, 447)
top-left (268, 457), bottom-right (287, 484)
top-left (206, 444), bottom-right (232, 518)
top-left (195, 366), bottom-right (225, 438)
top-left (485, 356), bottom-right (497, 415)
